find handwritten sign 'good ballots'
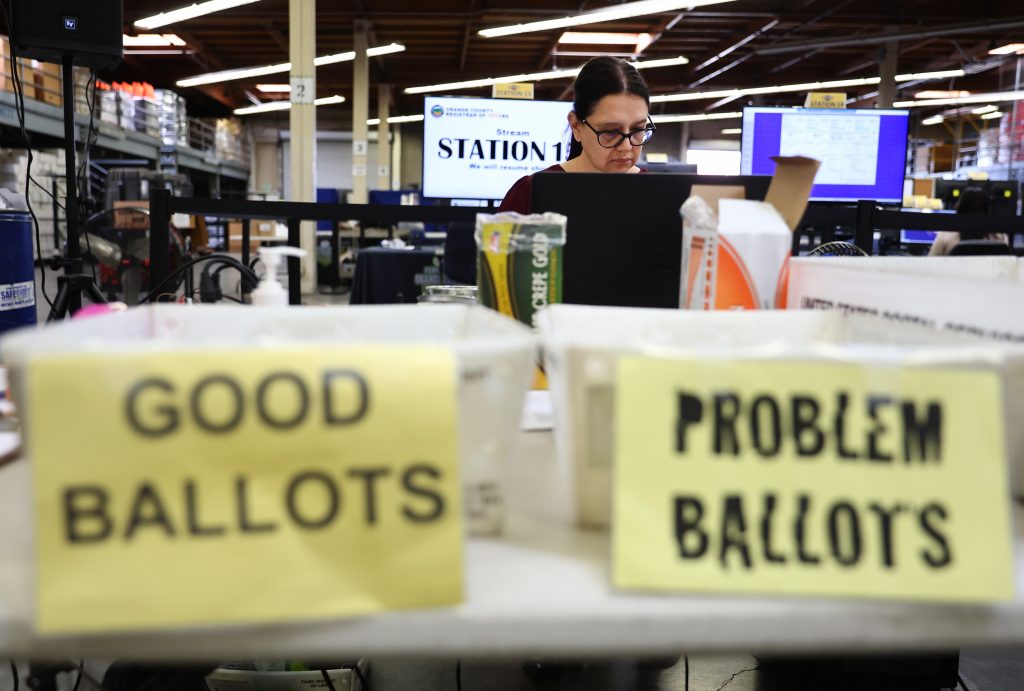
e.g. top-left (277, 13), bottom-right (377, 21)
top-left (28, 347), bottom-right (463, 634)
top-left (612, 358), bottom-right (1014, 603)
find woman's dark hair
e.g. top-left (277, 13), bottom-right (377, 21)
top-left (567, 56), bottom-right (651, 160)
top-left (955, 186), bottom-right (990, 215)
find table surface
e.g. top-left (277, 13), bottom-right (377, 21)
top-left (1, 429), bottom-right (1023, 660)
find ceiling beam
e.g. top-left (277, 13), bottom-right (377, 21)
top-left (756, 17), bottom-right (1024, 56)
top-left (458, 0), bottom-right (478, 75)
top-left (261, 20), bottom-right (289, 54)
top-left (837, 39), bottom-right (937, 76)
top-left (173, 30), bottom-right (239, 107)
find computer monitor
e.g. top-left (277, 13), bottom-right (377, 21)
top-left (642, 161), bottom-right (699, 174)
top-left (740, 106), bottom-right (910, 203)
top-left (421, 96), bottom-right (571, 201)
top-left (530, 172), bottom-right (771, 308)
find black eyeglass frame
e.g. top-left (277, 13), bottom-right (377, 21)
top-left (580, 115), bottom-right (656, 148)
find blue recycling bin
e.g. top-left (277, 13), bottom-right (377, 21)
top-left (0, 211), bottom-right (38, 335)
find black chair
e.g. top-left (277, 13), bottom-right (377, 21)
top-left (442, 222), bottom-right (477, 285)
top-left (950, 240), bottom-right (1012, 256)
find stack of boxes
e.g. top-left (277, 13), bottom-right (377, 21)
top-left (214, 117), bottom-right (246, 163)
top-left (156, 89), bottom-right (188, 146)
top-left (0, 37), bottom-right (62, 107)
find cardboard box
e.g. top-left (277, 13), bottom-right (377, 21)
top-left (227, 219), bottom-right (280, 252)
top-left (35, 77), bottom-right (61, 107)
top-left (112, 200), bottom-right (150, 231)
top-left (681, 155), bottom-right (819, 310)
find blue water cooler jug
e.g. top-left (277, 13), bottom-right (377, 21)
top-left (0, 202), bottom-right (37, 336)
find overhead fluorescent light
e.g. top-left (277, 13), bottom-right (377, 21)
top-left (177, 43), bottom-right (406, 88)
top-left (123, 33), bottom-right (187, 47)
top-left (404, 55), bottom-right (688, 94)
top-left (559, 31), bottom-right (649, 45)
top-left (256, 84), bottom-right (291, 93)
top-left (653, 77), bottom-right (877, 103)
top-left (134, 0), bottom-right (261, 30)
top-left (234, 94), bottom-right (346, 116)
top-left (652, 69), bottom-right (969, 103)
top-left (981, 111), bottom-right (1004, 120)
top-left (915, 90), bottom-right (971, 99)
top-left (989, 43), bottom-right (1024, 55)
top-left (895, 91), bottom-right (1024, 108)
top-left (367, 114), bottom-right (425, 125)
top-left (314, 43), bottom-right (407, 66)
top-left (720, 127), bottom-right (742, 134)
top-left (896, 69), bottom-right (966, 80)
top-left (921, 115), bottom-right (944, 126)
top-left (478, 0), bottom-right (738, 38)
top-left (650, 111), bottom-right (742, 124)
top-left (971, 105), bottom-right (998, 114)
top-left (559, 31), bottom-right (653, 52)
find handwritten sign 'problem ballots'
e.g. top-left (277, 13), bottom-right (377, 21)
top-left (612, 358), bottom-right (1013, 603)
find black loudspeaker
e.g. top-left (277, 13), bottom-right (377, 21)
top-left (11, 0), bottom-right (123, 70)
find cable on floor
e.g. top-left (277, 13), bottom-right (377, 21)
top-left (714, 666), bottom-right (759, 691)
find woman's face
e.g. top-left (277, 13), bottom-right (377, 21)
top-left (569, 93), bottom-right (649, 173)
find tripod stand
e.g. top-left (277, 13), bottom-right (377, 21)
top-left (47, 53), bottom-right (106, 321)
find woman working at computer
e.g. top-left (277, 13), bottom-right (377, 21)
top-left (497, 56), bottom-right (654, 214)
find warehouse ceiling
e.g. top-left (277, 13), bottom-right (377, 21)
top-left (116, 0), bottom-right (1024, 124)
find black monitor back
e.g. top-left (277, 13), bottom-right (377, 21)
top-left (531, 172), bottom-right (771, 308)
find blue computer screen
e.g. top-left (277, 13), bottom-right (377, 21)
top-left (740, 107), bottom-right (910, 203)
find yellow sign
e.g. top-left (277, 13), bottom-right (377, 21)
top-left (804, 92), bottom-right (846, 108)
top-left (29, 346), bottom-right (463, 633)
top-left (492, 82), bottom-right (535, 100)
top-left (612, 358), bottom-right (1013, 603)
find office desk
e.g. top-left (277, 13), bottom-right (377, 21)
top-left (1, 427), bottom-right (1023, 660)
top-left (350, 247), bottom-right (440, 304)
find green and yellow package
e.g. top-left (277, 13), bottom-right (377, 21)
top-left (475, 212), bottom-right (567, 328)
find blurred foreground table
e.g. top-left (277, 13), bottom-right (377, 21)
top-left (0, 429), bottom-right (1022, 660)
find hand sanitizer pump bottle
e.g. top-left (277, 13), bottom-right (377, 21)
top-left (251, 246), bottom-right (307, 306)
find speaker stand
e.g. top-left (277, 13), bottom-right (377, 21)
top-left (47, 53), bottom-right (105, 321)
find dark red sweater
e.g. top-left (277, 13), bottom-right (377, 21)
top-left (497, 164), bottom-right (565, 214)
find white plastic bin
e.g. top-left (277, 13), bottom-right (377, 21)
top-left (538, 304), bottom-right (1024, 529)
top-left (2, 304), bottom-right (536, 535)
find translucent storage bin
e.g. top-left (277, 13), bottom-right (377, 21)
top-left (537, 304), bottom-right (1024, 529)
top-left (2, 304), bottom-right (536, 535)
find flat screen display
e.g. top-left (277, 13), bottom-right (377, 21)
top-left (422, 96), bottom-right (571, 201)
top-left (740, 107), bottom-right (910, 203)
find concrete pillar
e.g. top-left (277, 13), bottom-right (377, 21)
top-left (289, 0), bottom-right (317, 294)
top-left (391, 124), bottom-right (403, 190)
top-left (877, 41), bottom-right (898, 109)
top-left (351, 21), bottom-right (370, 203)
top-left (376, 84), bottom-right (392, 191)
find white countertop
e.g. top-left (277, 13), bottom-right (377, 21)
top-left (1, 429), bottom-right (1022, 660)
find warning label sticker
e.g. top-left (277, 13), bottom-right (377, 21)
top-left (0, 281), bottom-right (35, 312)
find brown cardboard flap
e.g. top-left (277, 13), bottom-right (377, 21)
top-left (689, 185), bottom-right (745, 216)
top-left (765, 156), bottom-right (820, 232)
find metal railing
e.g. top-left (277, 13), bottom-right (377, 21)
top-left (799, 200), bottom-right (1024, 254)
top-left (149, 190), bottom-right (480, 304)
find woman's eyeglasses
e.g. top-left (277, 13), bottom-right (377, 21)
top-left (581, 116), bottom-right (656, 148)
